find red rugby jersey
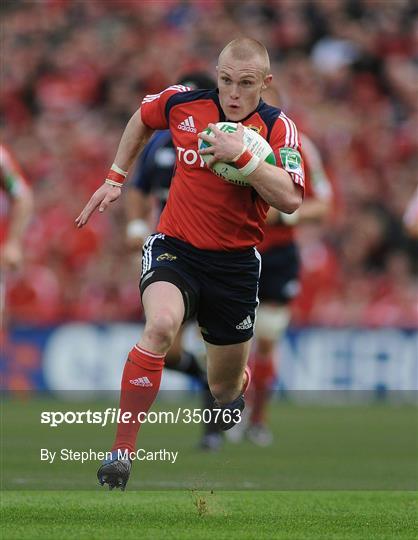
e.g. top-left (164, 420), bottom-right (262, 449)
top-left (140, 86), bottom-right (304, 251)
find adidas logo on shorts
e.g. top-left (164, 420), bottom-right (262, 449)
top-left (178, 116), bottom-right (197, 133)
top-left (235, 316), bottom-right (253, 330)
top-left (129, 377), bottom-right (153, 387)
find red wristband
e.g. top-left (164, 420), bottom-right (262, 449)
top-left (234, 149), bottom-right (253, 169)
top-left (107, 169), bottom-right (126, 185)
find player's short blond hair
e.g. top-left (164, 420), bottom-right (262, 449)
top-left (219, 38), bottom-right (271, 75)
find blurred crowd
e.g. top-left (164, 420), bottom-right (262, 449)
top-left (1, 0), bottom-right (417, 327)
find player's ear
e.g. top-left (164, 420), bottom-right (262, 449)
top-left (262, 74), bottom-right (273, 91)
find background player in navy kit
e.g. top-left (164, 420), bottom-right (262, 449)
top-left (76, 38), bottom-right (304, 490)
top-left (226, 84), bottom-right (332, 445)
top-left (125, 72), bottom-right (223, 451)
top-left (227, 128), bottom-right (332, 446)
top-left (245, 85), bottom-right (332, 445)
top-left (248, 132), bottom-right (332, 446)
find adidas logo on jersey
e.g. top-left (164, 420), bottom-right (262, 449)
top-left (129, 377), bottom-right (153, 387)
top-left (178, 116), bottom-right (197, 133)
top-left (235, 316), bottom-right (253, 330)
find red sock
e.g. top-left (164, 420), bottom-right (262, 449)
top-left (249, 353), bottom-right (276, 425)
top-left (112, 345), bottom-right (165, 453)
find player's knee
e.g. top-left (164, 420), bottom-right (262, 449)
top-left (143, 311), bottom-right (180, 350)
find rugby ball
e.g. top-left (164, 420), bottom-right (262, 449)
top-left (198, 122), bottom-right (276, 187)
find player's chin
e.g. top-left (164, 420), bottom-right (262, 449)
top-left (229, 114), bottom-right (245, 122)
top-left (225, 108), bottom-right (246, 122)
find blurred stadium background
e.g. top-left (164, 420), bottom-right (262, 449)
top-left (1, 0), bottom-right (417, 395)
top-left (2, 5), bottom-right (418, 538)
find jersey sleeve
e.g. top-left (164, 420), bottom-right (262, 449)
top-left (270, 113), bottom-right (305, 191)
top-left (140, 85), bottom-right (191, 130)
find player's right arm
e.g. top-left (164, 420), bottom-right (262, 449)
top-left (75, 109), bottom-right (154, 228)
top-left (76, 85), bottom-right (189, 228)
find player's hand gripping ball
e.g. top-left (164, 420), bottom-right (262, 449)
top-left (198, 122), bottom-right (276, 187)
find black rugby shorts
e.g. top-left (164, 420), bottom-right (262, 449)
top-left (140, 233), bottom-right (261, 346)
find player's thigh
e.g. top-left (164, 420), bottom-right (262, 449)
top-left (141, 281), bottom-right (185, 331)
top-left (205, 340), bottom-right (251, 387)
top-left (140, 233), bottom-right (199, 322)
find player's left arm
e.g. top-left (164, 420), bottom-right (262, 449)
top-left (273, 133), bottom-right (332, 225)
top-left (249, 114), bottom-right (305, 213)
top-left (245, 157), bottom-right (303, 214)
top-left (198, 122), bottom-right (303, 213)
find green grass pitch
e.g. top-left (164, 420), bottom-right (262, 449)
top-left (2, 490), bottom-right (417, 539)
top-left (1, 397), bottom-right (417, 539)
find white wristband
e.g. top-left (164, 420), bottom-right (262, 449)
top-left (238, 154), bottom-right (260, 176)
top-left (111, 163), bottom-right (128, 177)
top-left (126, 219), bottom-right (151, 240)
top-left (105, 179), bottom-right (123, 188)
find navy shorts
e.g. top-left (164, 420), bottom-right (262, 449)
top-left (258, 243), bottom-right (300, 305)
top-left (140, 234), bottom-right (261, 346)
